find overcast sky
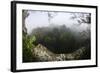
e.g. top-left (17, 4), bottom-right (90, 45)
top-left (25, 11), bottom-right (90, 34)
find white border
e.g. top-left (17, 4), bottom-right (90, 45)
top-left (16, 3), bottom-right (96, 70)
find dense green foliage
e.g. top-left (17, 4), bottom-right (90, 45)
top-left (23, 32), bottom-right (36, 62)
top-left (22, 25), bottom-right (91, 62)
top-left (31, 25), bottom-right (90, 54)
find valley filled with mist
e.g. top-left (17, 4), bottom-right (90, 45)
top-left (22, 10), bottom-right (91, 62)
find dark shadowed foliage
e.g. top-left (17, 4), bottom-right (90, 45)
top-left (30, 25), bottom-right (91, 55)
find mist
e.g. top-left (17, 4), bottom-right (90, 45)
top-left (22, 10), bottom-right (91, 62)
top-left (25, 11), bottom-right (90, 34)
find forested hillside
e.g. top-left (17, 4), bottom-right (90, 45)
top-left (22, 10), bottom-right (91, 62)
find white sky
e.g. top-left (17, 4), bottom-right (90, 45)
top-left (25, 11), bottom-right (90, 34)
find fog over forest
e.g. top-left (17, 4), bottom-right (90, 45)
top-left (25, 11), bottom-right (90, 34)
top-left (23, 10), bottom-right (91, 62)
